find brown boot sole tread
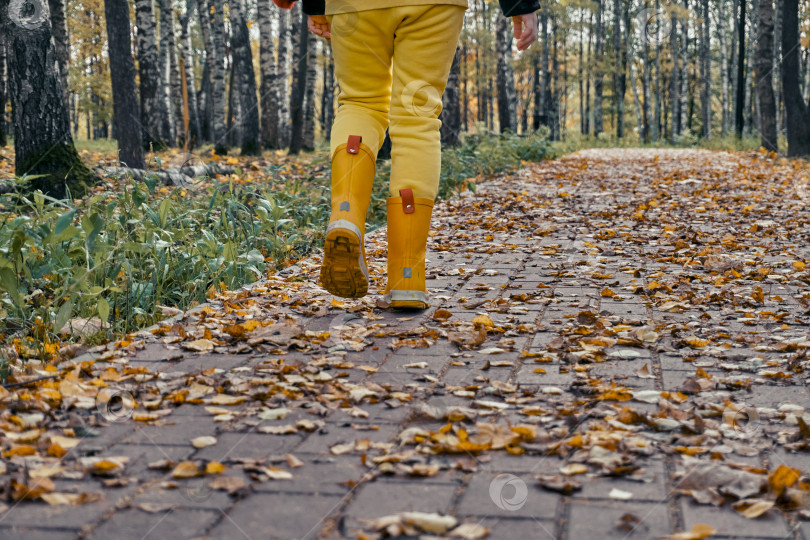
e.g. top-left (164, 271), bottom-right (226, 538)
top-left (320, 227), bottom-right (368, 299)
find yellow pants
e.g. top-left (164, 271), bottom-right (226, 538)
top-left (328, 4), bottom-right (466, 200)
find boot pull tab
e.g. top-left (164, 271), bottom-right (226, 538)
top-left (400, 189), bottom-right (415, 214)
top-left (347, 135), bottom-right (362, 155)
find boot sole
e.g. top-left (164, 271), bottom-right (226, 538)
top-left (321, 226), bottom-right (368, 299)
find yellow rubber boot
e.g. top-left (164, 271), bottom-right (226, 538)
top-left (320, 135), bottom-right (375, 299)
top-left (384, 189), bottom-right (434, 309)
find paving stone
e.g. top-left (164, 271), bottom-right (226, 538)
top-left (465, 516), bottom-right (557, 539)
top-left (294, 421), bottom-right (400, 454)
top-left (121, 417), bottom-right (220, 445)
top-left (577, 458), bottom-right (668, 501)
top-left (456, 472), bottom-right (560, 520)
top-left (345, 479), bottom-right (457, 525)
top-left (253, 454), bottom-right (365, 495)
top-left (205, 493), bottom-right (342, 540)
top-left (86, 508), bottom-right (219, 540)
top-left (567, 500), bottom-right (671, 539)
top-left (0, 526), bottom-right (79, 540)
top-left (192, 432), bottom-right (304, 461)
top-left (682, 499), bottom-right (791, 538)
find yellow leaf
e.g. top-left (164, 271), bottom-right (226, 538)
top-left (205, 462), bottom-right (227, 475)
top-left (172, 461), bottom-right (200, 479)
top-left (666, 524), bottom-right (717, 540)
top-left (472, 315), bottom-right (495, 328)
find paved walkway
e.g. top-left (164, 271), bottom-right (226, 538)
top-left (4, 148), bottom-right (810, 539)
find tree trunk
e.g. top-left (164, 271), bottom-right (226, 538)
top-left (104, 0), bottom-right (145, 169)
top-left (2, 0), bottom-right (95, 197)
top-left (47, 0), bottom-right (70, 115)
top-left (653, 0), bottom-right (663, 140)
top-left (613, 0), bottom-right (625, 138)
top-left (496, 16), bottom-right (517, 133)
top-left (756, 0), bottom-right (777, 151)
top-left (735, 0), bottom-right (747, 137)
top-left (275, 9), bottom-right (292, 147)
top-left (321, 45), bottom-right (335, 141)
top-left (593, 0), bottom-right (604, 135)
top-left (670, 11), bottom-right (680, 140)
top-left (0, 33), bottom-right (6, 147)
top-left (179, 9), bottom-right (201, 145)
top-left (230, 0), bottom-right (261, 155)
top-left (719, 0), bottom-right (730, 135)
top-left (441, 47), bottom-right (462, 146)
top-left (680, 2), bottom-right (689, 135)
top-left (781, 0), bottom-right (810, 155)
top-left (700, 0), bottom-right (711, 138)
top-left (258, 0), bottom-right (278, 149)
top-left (209, 0), bottom-right (228, 154)
top-left (159, 0), bottom-right (184, 145)
top-left (302, 33), bottom-right (318, 151)
top-left (288, 11), bottom-right (308, 154)
top-left (638, 15), bottom-right (650, 142)
top-left (196, 0), bottom-right (213, 141)
top-left (136, 0), bottom-right (167, 150)
top-left (540, 8), bottom-right (550, 129)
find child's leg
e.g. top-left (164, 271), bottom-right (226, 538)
top-left (320, 11), bottom-right (395, 299)
top-left (388, 5), bottom-right (466, 200)
top-left (328, 11), bottom-right (395, 158)
top-left (383, 5), bottom-right (466, 309)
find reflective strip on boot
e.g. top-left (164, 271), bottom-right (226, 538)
top-left (384, 290), bottom-right (428, 305)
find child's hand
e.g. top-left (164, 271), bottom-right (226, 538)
top-left (512, 13), bottom-right (538, 51)
top-left (308, 15), bottom-right (331, 40)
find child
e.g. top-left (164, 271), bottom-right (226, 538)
top-left (275, 0), bottom-right (538, 309)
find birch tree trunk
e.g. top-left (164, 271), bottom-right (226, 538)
top-left (157, 0), bottom-right (175, 144)
top-left (613, 0), bottom-right (625, 138)
top-left (179, 9), bottom-right (201, 145)
top-left (136, 0), bottom-right (166, 149)
top-left (719, 0), bottom-right (730, 135)
top-left (756, 0), bottom-right (777, 151)
top-left (700, 0), bottom-right (711, 138)
top-left (441, 47), bottom-right (462, 146)
top-left (735, 0), bottom-right (747, 137)
top-left (104, 0), bottom-right (145, 169)
top-left (0, 34), bottom-right (6, 147)
top-left (593, 0), bottom-right (604, 135)
top-left (496, 15), bottom-right (517, 133)
top-left (1, 0), bottom-right (95, 197)
top-left (680, 3), bottom-right (689, 135)
top-left (275, 9), bottom-right (292, 147)
top-left (230, 0), bottom-right (261, 155)
top-left (196, 0), bottom-right (214, 141)
top-left (47, 0), bottom-right (70, 115)
top-left (302, 33), bottom-right (318, 151)
top-left (258, 0), bottom-right (279, 149)
top-left (209, 0), bottom-right (228, 154)
top-left (653, 0), bottom-right (663, 140)
top-left (159, 0), bottom-right (184, 144)
top-left (670, 12), bottom-right (680, 139)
